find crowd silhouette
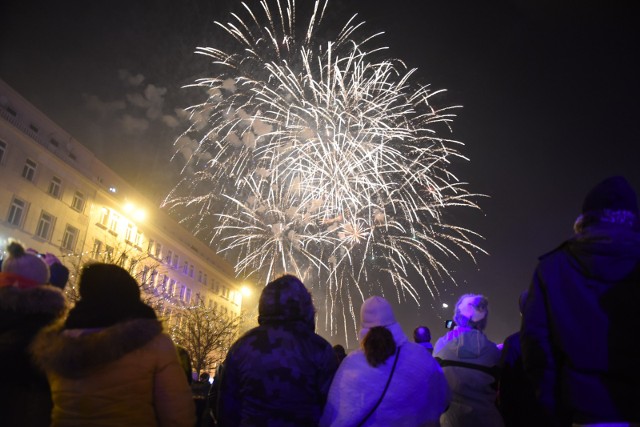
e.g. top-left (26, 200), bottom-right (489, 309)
top-left (1, 175), bottom-right (639, 426)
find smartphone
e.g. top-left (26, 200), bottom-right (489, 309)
top-left (444, 319), bottom-right (454, 329)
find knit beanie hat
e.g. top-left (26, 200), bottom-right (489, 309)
top-left (1, 240), bottom-right (50, 288)
top-left (582, 176), bottom-right (638, 214)
top-left (360, 296), bottom-right (396, 329)
top-left (453, 294), bottom-right (489, 331)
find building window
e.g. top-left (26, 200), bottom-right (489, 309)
top-left (7, 197), bottom-right (27, 227)
top-left (92, 239), bottom-right (103, 258)
top-left (203, 273), bottom-right (207, 286)
top-left (185, 288), bottom-right (192, 304)
top-left (35, 211), bottom-right (55, 240)
top-left (61, 225), bottom-right (79, 252)
top-left (49, 138), bottom-right (60, 147)
top-left (22, 158), bottom-right (37, 182)
top-left (154, 242), bottom-right (162, 259)
top-left (0, 140), bottom-right (6, 164)
top-left (141, 266), bottom-right (150, 284)
top-left (29, 124), bottom-right (39, 133)
top-left (198, 270), bottom-right (202, 283)
top-left (71, 191), bottom-right (85, 212)
top-left (125, 223), bottom-right (134, 242)
top-left (147, 238), bottom-right (155, 254)
top-left (105, 245), bottom-right (114, 262)
top-left (48, 176), bottom-right (62, 198)
top-left (109, 212), bottom-right (120, 234)
top-left (134, 230), bottom-right (143, 247)
top-left (182, 261), bottom-right (188, 274)
top-left (172, 254), bottom-right (179, 268)
top-left (189, 264), bottom-right (194, 278)
top-left (98, 208), bottom-right (109, 227)
top-left (150, 269), bottom-right (158, 287)
top-left (168, 279), bottom-right (176, 296)
top-left (179, 284), bottom-right (187, 301)
top-left (165, 249), bottom-right (173, 265)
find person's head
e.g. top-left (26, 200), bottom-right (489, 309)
top-left (333, 344), bottom-right (347, 363)
top-left (1, 240), bottom-right (50, 288)
top-left (359, 296), bottom-right (397, 367)
top-left (64, 263), bottom-right (156, 329)
top-left (574, 176), bottom-right (638, 233)
top-left (413, 326), bottom-right (431, 343)
top-left (362, 326), bottom-right (395, 367)
top-left (258, 274), bottom-right (315, 329)
top-left (453, 293), bottom-right (489, 331)
top-left (199, 372), bottom-right (210, 382)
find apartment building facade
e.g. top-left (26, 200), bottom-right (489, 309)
top-left (0, 78), bottom-right (243, 319)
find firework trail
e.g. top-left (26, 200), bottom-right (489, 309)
top-left (165, 0), bottom-right (484, 342)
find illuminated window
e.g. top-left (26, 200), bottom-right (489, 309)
top-left (35, 211), bottom-right (55, 240)
top-left (109, 212), bottom-right (120, 233)
top-left (125, 223), bottom-right (134, 242)
top-left (61, 225), bottom-right (79, 252)
top-left (48, 176), bottom-right (62, 198)
top-left (71, 191), bottom-right (85, 212)
top-left (99, 208), bottom-right (109, 227)
top-left (154, 242), bottom-right (162, 259)
top-left (22, 159), bottom-right (37, 182)
top-left (7, 197), bottom-right (26, 227)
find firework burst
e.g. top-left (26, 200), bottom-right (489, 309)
top-left (165, 0), bottom-right (485, 342)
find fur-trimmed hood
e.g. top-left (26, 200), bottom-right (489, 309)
top-left (31, 318), bottom-right (163, 378)
top-left (0, 284), bottom-right (66, 325)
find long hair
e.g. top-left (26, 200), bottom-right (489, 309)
top-left (362, 326), bottom-right (396, 367)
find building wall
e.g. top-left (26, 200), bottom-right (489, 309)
top-left (0, 78), bottom-right (242, 319)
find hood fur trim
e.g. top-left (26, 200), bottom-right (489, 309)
top-left (0, 285), bottom-right (66, 317)
top-left (31, 318), bottom-right (163, 378)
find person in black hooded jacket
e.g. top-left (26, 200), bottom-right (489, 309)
top-left (216, 274), bottom-right (338, 427)
top-left (521, 176), bottom-right (640, 427)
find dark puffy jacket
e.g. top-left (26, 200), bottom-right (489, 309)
top-left (217, 276), bottom-right (338, 427)
top-left (0, 283), bottom-right (66, 426)
top-left (521, 223), bottom-right (640, 425)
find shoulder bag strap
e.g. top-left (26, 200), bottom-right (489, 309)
top-left (356, 345), bottom-right (402, 427)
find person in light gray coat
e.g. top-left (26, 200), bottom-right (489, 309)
top-left (434, 294), bottom-right (503, 427)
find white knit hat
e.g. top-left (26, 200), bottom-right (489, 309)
top-left (360, 296), bottom-right (397, 329)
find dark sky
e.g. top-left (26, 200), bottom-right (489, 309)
top-left (2, 1), bottom-right (640, 345)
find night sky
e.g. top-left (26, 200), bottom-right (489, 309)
top-left (2, 1), bottom-right (639, 346)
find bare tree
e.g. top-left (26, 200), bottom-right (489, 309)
top-left (170, 295), bottom-right (242, 376)
top-left (60, 238), bottom-right (166, 307)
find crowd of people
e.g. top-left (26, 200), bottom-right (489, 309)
top-left (1, 175), bottom-right (639, 426)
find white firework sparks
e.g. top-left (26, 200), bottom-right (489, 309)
top-left (165, 0), bottom-right (485, 342)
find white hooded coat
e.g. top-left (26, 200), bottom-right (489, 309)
top-left (320, 323), bottom-right (450, 427)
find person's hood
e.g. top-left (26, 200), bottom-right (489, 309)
top-left (434, 327), bottom-right (497, 362)
top-left (31, 318), bottom-right (162, 378)
top-left (359, 321), bottom-right (409, 346)
top-left (0, 284), bottom-right (66, 321)
top-left (566, 224), bottom-right (640, 282)
top-left (258, 277), bottom-right (315, 328)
